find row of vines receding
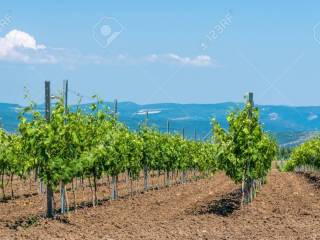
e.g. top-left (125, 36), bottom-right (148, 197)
top-left (0, 87), bottom-right (277, 217)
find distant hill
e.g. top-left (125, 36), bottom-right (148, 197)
top-left (2, 101), bottom-right (320, 146)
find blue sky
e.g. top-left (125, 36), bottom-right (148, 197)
top-left (0, 1), bottom-right (320, 106)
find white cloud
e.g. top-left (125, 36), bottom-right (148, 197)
top-left (0, 29), bottom-right (55, 64)
top-left (167, 54), bottom-right (212, 66)
top-left (145, 53), bottom-right (217, 67)
top-left (0, 29), bottom-right (45, 51)
top-left (0, 30), bottom-right (219, 69)
top-left (0, 30), bottom-right (103, 66)
top-left (145, 54), bottom-right (159, 62)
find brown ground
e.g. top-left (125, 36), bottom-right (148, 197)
top-left (1, 169), bottom-right (320, 240)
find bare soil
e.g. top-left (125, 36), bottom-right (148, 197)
top-left (1, 169), bottom-right (320, 240)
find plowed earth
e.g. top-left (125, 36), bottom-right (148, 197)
top-left (1, 169), bottom-right (320, 240)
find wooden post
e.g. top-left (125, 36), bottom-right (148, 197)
top-left (248, 92), bottom-right (254, 203)
top-left (143, 110), bottom-right (149, 191)
top-left (63, 80), bottom-right (68, 115)
top-left (166, 170), bottom-right (170, 187)
top-left (45, 81), bottom-right (54, 218)
top-left (194, 128), bottom-right (197, 141)
top-left (167, 120), bottom-right (170, 134)
top-left (145, 110), bottom-right (149, 125)
top-left (110, 99), bottom-right (119, 200)
top-left (114, 99), bottom-right (118, 118)
top-left (248, 92), bottom-right (254, 117)
top-left (60, 80), bottom-right (68, 214)
top-left (39, 180), bottom-right (44, 193)
top-left (243, 92), bottom-right (254, 204)
top-left (111, 175), bottom-right (117, 200)
top-left (143, 164), bottom-right (148, 191)
top-left (182, 127), bottom-right (187, 183)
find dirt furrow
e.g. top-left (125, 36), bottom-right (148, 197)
top-left (1, 169), bottom-right (320, 239)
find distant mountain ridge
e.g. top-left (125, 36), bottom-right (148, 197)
top-left (2, 101), bottom-right (320, 146)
